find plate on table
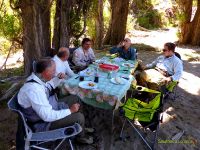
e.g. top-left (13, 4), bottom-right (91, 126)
top-left (110, 77), bottom-right (127, 85)
top-left (122, 63), bottom-right (134, 68)
top-left (79, 81), bottom-right (98, 89)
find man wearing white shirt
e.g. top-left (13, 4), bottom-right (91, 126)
top-left (136, 42), bottom-right (183, 90)
top-left (53, 47), bottom-right (75, 78)
top-left (18, 58), bottom-right (93, 144)
top-left (73, 38), bottom-right (95, 71)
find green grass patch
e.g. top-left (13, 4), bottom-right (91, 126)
top-left (0, 65), bottom-right (24, 79)
top-left (131, 43), bottom-right (159, 52)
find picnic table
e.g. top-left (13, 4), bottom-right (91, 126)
top-left (62, 56), bottom-right (138, 110)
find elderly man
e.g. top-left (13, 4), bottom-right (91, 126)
top-left (110, 38), bottom-right (137, 60)
top-left (136, 42), bottom-right (183, 90)
top-left (18, 58), bottom-right (93, 144)
top-left (72, 38), bottom-right (95, 70)
top-left (53, 47), bottom-right (75, 78)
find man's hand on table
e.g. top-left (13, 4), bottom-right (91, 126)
top-left (70, 103), bottom-right (80, 113)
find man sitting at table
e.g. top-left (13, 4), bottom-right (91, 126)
top-left (53, 47), bottom-right (75, 79)
top-left (18, 58), bottom-right (94, 144)
top-left (135, 42), bottom-right (183, 90)
top-left (73, 38), bottom-right (95, 71)
top-left (110, 38), bottom-right (137, 61)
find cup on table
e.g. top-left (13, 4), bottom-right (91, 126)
top-left (79, 76), bottom-right (84, 81)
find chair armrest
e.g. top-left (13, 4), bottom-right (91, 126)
top-left (30, 123), bottom-right (82, 142)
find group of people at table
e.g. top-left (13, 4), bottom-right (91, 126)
top-left (17, 37), bottom-right (183, 144)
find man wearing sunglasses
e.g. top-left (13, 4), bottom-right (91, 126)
top-left (136, 42), bottom-right (183, 90)
top-left (110, 38), bottom-right (137, 60)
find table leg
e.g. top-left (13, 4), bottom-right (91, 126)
top-left (111, 109), bottom-right (115, 132)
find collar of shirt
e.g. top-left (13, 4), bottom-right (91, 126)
top-left (54, 55), bottom-right (63, 63)
top-left (27, 73), bottom-right (46, 87)
top-left (164, 54), bottom-right (175, 60)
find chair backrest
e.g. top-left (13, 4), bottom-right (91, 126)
top-left (7, 94), bottom-right (32, 137)
top-left (68, 47), bottom-right (78, 65)
top-left (174, 52), bottom-right (181, 60)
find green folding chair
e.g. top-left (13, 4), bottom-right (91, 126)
top-left (119, 86), bottom-right (164, 150)
top-left (161, 81), bottom-right (179, 101)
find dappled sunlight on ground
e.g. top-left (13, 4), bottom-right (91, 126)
top-left (0, 50), bottom-right (23, 69)
top-left (179, 71), bottom-right (200, 96)
top-left (128, 28), bottom-right (178, 49)
top-left (162, 107), bottom-right (176, 124)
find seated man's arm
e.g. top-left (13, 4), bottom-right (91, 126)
top-left (171, 60), bottom-right (183, 81)
top-left (73, 50), bottom-right (87, 67)
top-left (65, 61), bottom-right (75, 77)
top-left (110, 46), bottom-right (120, 54)
top-left (27, 90), bottom-right (71, 122)
top-left (46, 75), bottom-right (64, 90)
top-left (145, 56), bottom-right (161, 69)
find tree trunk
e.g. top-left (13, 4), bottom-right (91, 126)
top-left (95, 0), bottom-right (104, 49)
top-left (103, 0), bottom-right (129, 45)
top-left (52, 0), bottom-right (70, 51)
top-left (178, 0), bottom-right (200, 45)
top-left (20, 0), bottom-right (51, 75)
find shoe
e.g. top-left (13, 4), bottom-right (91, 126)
top-left (76, 135), bottom-right (93, 144)
top-left (85, 127), bottom-right (95, 133)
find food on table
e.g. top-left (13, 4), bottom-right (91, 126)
top-left (99, 64), bottom-right (119, 72)
top-left (88, 82), bottom-right (95, 87)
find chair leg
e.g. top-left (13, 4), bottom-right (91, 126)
top-left (54, 138), bottom-right (66, 150)
top-left (111, 110), bottom-right (115, 132)
top-left (120, 119), bottom-right (127, 140)
top-left (127, 119), bottom-right (153, 150)
top-left (69, 139), bottom-right (74, 150)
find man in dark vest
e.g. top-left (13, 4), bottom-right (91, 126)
top-left (18, 58), bottom-right (93, 144)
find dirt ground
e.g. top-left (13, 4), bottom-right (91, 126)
top-left (0, 28), bottom-right (200, 150)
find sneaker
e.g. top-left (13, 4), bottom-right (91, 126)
top-left (76, 135), bottom-right (93, 144)
top-left (85, 127), bottom-right (95, 133)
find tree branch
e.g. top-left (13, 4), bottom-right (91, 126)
top-left (0, 42), bottom-right (14, 71)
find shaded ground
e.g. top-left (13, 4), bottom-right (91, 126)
top-left (0, 28), bottom-right (200, 149)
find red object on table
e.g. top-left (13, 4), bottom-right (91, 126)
top-left (99, 64), bottom-right (119, 72)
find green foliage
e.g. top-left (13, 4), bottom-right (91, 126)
top-left (0, 65), bottom-right (24, 79)
top-left (0, 0), bottom-right (22, 55)
top-left (0, 38), bottom-right (11, 55)
top-left (0, 14), bottom-right (21, 40)
top-left (137, 9), bottom-right (163, 29)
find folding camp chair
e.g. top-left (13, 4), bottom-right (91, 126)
top-left (119, 86), bottom-right (164, 150)
top-left (161, 81), bottom-right (179, 101)
top-left (8, 94), bottom-right (82, 150)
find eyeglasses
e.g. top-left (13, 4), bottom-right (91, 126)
top-left (163, 49), bottom-right (168, 52)
top-left (124, 39), bottom-right (128, 42)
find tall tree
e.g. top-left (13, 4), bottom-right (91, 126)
top-left (52, 0), bottom-right (70, 51)
top-left (178, 0), bottom-right (200, 45)
top-left (94, 0), bottom-right (104, 49)
top-left (52, 0), bottom-right (92, 51)
top-left (103, 0), bottom-right (129, 45)
top-left (11, 0), bottom-right (51, 75)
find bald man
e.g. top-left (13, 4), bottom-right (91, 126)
top-left (110, 38), bottom-right (137, 60)
top-left (53, 47), bottom-right (75, 78)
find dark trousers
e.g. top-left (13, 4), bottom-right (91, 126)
top-left (50, 95), bottom-right (85, 136)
